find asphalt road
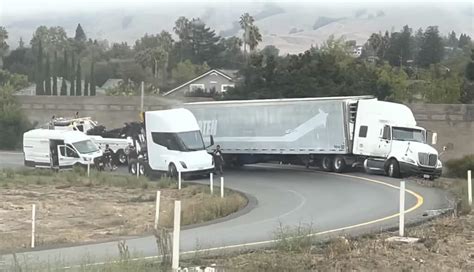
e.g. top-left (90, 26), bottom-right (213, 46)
top-left (0, 151), bottom-right (450, 269)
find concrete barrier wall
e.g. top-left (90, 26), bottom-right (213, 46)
top-left (408, 103), bottom-right (474, 161)
top-left (16, 96), bottom-right (473, 161)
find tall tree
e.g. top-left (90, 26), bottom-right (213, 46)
top-left (385, 25), bottom-right (413, 66)
top-left (60, 50), bottom-right (68, 95)
top-left (75, 62), bottom-right (82, 96)
top-left (90, 62), bottom-right (96, 96)
top-left (239, 13), bottom-right (254, 55)
top-left (35, 40), bottom-right (44, 95)
top-left (458, 33), bottom-right (472, 48)
top-left (447, 31), bottom-right (458, 48)
top-left (74, 24), bottom-right (87, 43)
top-left (30, 26), bottom-right (68, 57)
top-left (0, 26), bottom-right (9, 68)
top-left (52, 51), bottom-right (58, 95)
top-left (417, 26), bottom-right (444, 67)
top-left (70, 54), bottom-right (76, 96)
top-left (84, 77), bottom-right (89, 96)
top-left (248, 25), bottom-right (262, 52)
top-left (44, 54), bottom-right (51, 95)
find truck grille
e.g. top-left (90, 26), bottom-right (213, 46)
top-left (418, 152), bottom-right (437, 167)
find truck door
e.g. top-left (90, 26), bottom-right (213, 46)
top-left (374, 125), bottom-right (392, 158)
top-left (57, 145), bottom-right (80, 168)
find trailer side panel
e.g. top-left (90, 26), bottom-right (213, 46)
top-left (186, 99), bottom-right (349, 155)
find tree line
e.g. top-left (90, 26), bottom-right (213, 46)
top-left (0, 18), bottom-right (473, 103)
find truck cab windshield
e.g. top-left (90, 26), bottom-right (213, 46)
top-left (152, 131), bottom-right (205, 152)
top-left (392, 127), bottom-right (425, 143)
top-left (73, 140), bottom-right (99, 154)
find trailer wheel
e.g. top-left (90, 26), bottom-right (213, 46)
top-left (168, 163), bottom-right (178, 179)
top-left (333, 156), bottom-right (346, 173)
top-left (386, 159), bottom-right (400, 178)
top-left (321, 156), bottom-right (334, 172)
top-left (117, 150), bottom-right (127, 165)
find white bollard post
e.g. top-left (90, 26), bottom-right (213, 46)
top-left (136, 161), bottom-right (140, 178)
top-left (154, 191), bottom-right (161, 230)
top-left (31, 204), bottom-right (36, 248)
top-left (468, 170), bottom-right (472, 206)
top-left (399, 181), bottom-right (405, 237)
top-left (210, 173), bottom-right (214, 195)
top-left (178, 171), bottom-right (182, 190)
top-left (87, 158), bottom-right (91, 178)
top-left (172, 200), bottom-right (181, 271)
top-left (220, 176), bottom-right (224, 198)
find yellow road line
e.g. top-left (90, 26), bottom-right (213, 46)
top-left (64, 170), bottom-right (425, 268)
top-left (180, 171), bottom-right (424, 254)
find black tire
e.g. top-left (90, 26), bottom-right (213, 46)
top-left (333, 156), bottom-right (346, 173)
top-left (116, 149), bottom-right (127, 165)
top-left (168, 163), bottom-right (178, 179)
top-left (386, 159), bottom-right (401, 178)
top-left (129, 158), bottom-right (138, 174)
top-left (321, 156), bottom-right (334, 172)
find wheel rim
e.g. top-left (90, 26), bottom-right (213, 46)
top-left (119, 153), bottom-right (127, 164)
top-left (139, 164), bottom-right (145, 175)
top-left (323, 158), bottom-right (330, 169)
top-left (389, 164), bottom-right (394, 176)
top-left (131, 164), bottom-right (137, 174)
top-left (335, 159), bottom-right (342, 169)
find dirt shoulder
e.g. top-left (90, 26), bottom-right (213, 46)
top-left (0, 168), bottom-right (247, 254)
top-left (193, 213), bottom-right (473, 271)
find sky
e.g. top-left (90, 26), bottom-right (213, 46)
top-left (1, 0), bottom-right (472, 16)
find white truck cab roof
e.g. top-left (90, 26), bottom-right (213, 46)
top-left (145, 108), bottom-right (200, 133)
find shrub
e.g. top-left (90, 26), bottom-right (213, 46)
top-left (0, 83), bottom-right (32, 149)
top-left (445, 155), bottom-right (474, 178)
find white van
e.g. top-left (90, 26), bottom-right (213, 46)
top-left (142, 108), bottom-right (214, 177)
top-left (23, 129), bottom-right (103, 169)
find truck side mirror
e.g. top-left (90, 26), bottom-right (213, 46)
top-left (210, 135), bottom-right (214, 146)
top-left (431, 132), bottom-right (437, 145)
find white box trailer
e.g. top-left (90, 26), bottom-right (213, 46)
top-left (184, 96), bottom-right (443, 179)
top-left (23, 129), bottom-right (103, 169)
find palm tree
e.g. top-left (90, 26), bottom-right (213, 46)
top-left (248, 25), bottom-right (262, 52)
top-left (239, 13), bottom-right (254, 55)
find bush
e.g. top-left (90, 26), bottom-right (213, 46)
top-left (0, 84), bottom-right (32, 149)
top-left (445, 155), bottom-right (474, 178)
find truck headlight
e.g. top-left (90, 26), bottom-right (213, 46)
top-left (401, 156), bottom-right (416, 164)
top-left (436, 160), bottom-right (442, 168)
top-left (179, 161), bottom-right (187, 169)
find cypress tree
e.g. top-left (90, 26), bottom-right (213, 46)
top-left (70, 54), bottom-right (76, 96)
top-left (52, 51), bottom-right (58, 96)
top-left (90, 62), bottom-right (96, 96)
top-left (84, 77), bottom-right (89, 96)
top-left (75, 61), bottom-right (82, 96)
top-left (60, 50), bottom-right (68, 95)
top-left (35, 40), bottom-right (44, 95)
top-left (44, 54), bottom-right (52, 95)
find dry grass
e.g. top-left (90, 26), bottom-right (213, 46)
top-left (188, 214), bottom-right (474, 271)
top-left (0, 168), bottom-right (247, 254)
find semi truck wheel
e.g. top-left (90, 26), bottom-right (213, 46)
top-left (168, 163), bottom-right (178, 179)
top-left (117, 150), bottom-right (127, 165)
top-left (386, 159), bottom-right (400, 178)
top-left (333, 156), bottom-right (346, 173)
top-left (321, 156), bottom-right (334, 172)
